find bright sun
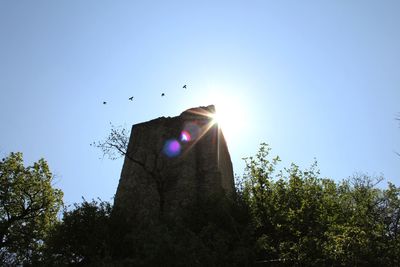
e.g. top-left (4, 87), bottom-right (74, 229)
top-left (208, 92), bottom-right (248, 143)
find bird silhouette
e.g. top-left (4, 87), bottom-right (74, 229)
top-left (129, 96), bottom-right (134, 101)
top-left (183, 85), bottom-right (187, 89)
top-left (161, 93), bottom-right (165, 97)
top-left (103, 101), bottom-right (107, 105)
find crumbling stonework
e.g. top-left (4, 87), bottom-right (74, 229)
top-left (113, 105), bottom-right (234, 222)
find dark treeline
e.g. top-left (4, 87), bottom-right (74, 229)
top-left (1, 144), bottom-right (400, 266)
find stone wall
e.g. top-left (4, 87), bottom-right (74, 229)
top-left (113, 105), bottom-right (234, 222)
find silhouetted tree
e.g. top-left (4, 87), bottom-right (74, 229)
top-left (43, 199), bottom-right (112, 266)
top-left (108, 192), bottom-right (255, 267)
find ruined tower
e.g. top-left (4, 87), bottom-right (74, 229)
top-left (113, 105), bottom-right (234, 222)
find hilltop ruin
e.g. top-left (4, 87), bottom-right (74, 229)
top-left (113, 105), bottom-right (234, 222)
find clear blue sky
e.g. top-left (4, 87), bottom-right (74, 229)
top-left (1, 1), bottom-right (399, 206)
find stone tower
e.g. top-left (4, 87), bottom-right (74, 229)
top-left (113, 105), bottom-right (234, 222)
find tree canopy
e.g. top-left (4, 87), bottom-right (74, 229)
top-left (241, 143), bottom-right (400, 266)
top-left (0, 152), bottom-right (63, 265)
top-left (2, 142), bottom-right (399, 266)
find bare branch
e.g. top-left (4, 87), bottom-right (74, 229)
top-left (93, 123), bottom-right (173, 217)
top-left (91, 123), bottom-right (129, 160)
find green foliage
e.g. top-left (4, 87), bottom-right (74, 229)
top-left (4, 144), bottom-right (399, 266)
top-left (0, 152), bottom-right (63, 265)
top-left (241, 143), bottom-right (400, 266)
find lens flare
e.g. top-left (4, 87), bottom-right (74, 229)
top-left (163, 139), bottom-right (181, 157)
top-left (182, 122), bottom-right (200, 140)
top-left (180, 130), bottom-right (191, 142)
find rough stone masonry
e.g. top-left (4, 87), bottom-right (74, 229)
top-left (113, 105), bottom-right (234, 222)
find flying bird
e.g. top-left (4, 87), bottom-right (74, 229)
top-left (183, 85), bottom-right (187, 89)
top-left (103, 101), bottom-right (107, 105)
top-left (129, 96), bottom-right (134, 101)
top-left (161, 93), bottom-right (165, 97)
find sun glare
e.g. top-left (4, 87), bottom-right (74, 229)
top-left (209, 92), bottom-right (248, 144)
